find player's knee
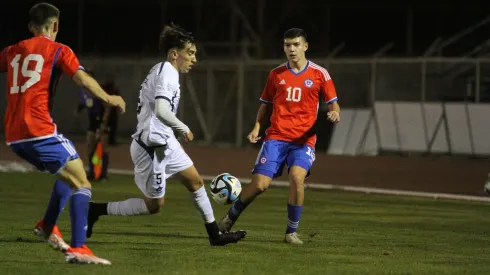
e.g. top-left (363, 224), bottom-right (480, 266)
top-left (290, 174), bottom-right (305, 189)
top-left (147, 197), bottom-right (165, 214)
top-left (252, 175), bottom-right (272, 193)
top-left (256, 181), bottom-right (270, 192)
top-left (60, 158), bottom-right (92, 188)
top-left (57, 168), bottom-right (92, 190)
top-left (71, 177), bottom-right (92, 189)
top-left (196, 176), bottom-right (204, 188)
top-left (74, 170), bottom-right (92, 189)
top-left (184, 175), bottom-right (204, 192)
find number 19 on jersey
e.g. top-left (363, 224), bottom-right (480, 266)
top-left (10, 54), bottom-right (44, 94)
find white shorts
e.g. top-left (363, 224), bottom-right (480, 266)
top-left (130, 137), bottom-right (193, 198)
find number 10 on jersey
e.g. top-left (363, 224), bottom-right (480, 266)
top-left (286, 87), bottom-right (301, 102)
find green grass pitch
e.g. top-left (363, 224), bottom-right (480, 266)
top-left (0, 172), bottom-right (489, 274)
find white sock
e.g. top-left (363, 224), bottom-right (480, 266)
top-left (107, 198), bottom-right (150, 216)
top-left (190, 186), bottom-right (215, 224)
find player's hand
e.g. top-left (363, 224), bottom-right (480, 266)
top-left (107, 95), bottom-right (126, 114)
top-left (247, 128), bottom-right (261, 143)
top-left (180, 131), bottom-right (194, 143)
top-left (327, 111), bottom-right (340, 123)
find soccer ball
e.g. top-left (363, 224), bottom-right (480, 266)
top-left (209, 173), bottom-right (242, 205)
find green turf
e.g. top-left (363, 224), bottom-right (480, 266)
top-left (0, 172), bottom-right (489, 274)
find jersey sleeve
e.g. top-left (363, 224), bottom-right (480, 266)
top-left (259, 71), bottom-right (276, 104)
top-left (56, 45), bottom-right (84, 78)
top-left (0, 47), bottom-right (7, 73)
top-left (319, 69), bottom-right (338, 104)
top-left (154, 65), bottom-right (177, 102)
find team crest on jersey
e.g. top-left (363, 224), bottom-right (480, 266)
top-left (304, 79), bottom-right (313, 88)
top-left (260, 157), bottom-right (267, 164)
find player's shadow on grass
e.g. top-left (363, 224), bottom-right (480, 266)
top-left (97, 231), bottom-right (205, 240)
top-left (0, 237), bottom-right (43, 244)
top-left (2, 237), bottom-right (167, 247)
top-left (20, 228), bottom-right (203, 240)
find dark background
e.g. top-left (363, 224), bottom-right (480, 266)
top-left (1, 0), bottom-right (489, 151)
top-left (2, 0), bottom-right (489, 58)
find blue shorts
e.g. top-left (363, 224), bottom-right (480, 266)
top-left (9, 134), bottom-right (80, 174)
top-left (252, 139), bottom-right (315, 178)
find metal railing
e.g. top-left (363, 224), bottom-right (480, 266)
top-left (2, 57), bottom-right (490, 148)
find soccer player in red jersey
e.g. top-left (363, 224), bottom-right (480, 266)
top-left (219, 28), bottom-right (340, 244)
top-left (0, 3), bottom-right (125, 264)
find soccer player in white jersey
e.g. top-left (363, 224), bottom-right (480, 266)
top-left (87, 23), bottom-right (246, 246)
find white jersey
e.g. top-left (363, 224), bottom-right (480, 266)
top-left (132, 61), bottom-right (181, 147)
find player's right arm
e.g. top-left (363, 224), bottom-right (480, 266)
top-left (247, 103), bottom-right (271, 143)
top-left (155, 99), bottom-right (193, 141)
top-left (55, 45), bottom-right (126, 113)
top-left (0, 47), bottom-right (7, 73)
top-left (154, 68), bottom-right (193, 142)
top-left (248, 72), bottom-right (275, 143)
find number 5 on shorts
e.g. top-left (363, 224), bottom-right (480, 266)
top-left (155, 173), bottom-right (162, 185)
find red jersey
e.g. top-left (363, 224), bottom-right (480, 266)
top-left (260, 61), bottom-right (338, 148)
top-left (0, 36), bottom-right (83, 144)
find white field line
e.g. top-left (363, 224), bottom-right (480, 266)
top-left (1, 160), bottom-right (489, 203)
top-left (107, 168), bottom-right (490, 203)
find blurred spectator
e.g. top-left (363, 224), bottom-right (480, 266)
top-left (76, 69), bottom-right (111, 181)
top-left (101, 74), bottom-right (120, 146)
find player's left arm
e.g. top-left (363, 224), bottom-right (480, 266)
top-left (320, 69), bottom-right (340, 123)
top-left (327, 101), bottom-right (340, 123)
top-left (0, 47), bottom-right (8, 73)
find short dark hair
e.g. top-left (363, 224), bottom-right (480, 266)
top-left (283, 28), bottom-right (307, 42)
top-left (29, 3), bottom-right (60, 28)
top-left (159, 22), bottom-right (195, 55)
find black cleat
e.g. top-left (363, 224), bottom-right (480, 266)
top-left (86, 202), bottom-right (100, 238)
top-left (209, 230), bottom-right (247, 246)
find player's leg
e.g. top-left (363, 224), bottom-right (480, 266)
top-left (164, 145), bottom-right (216, 232)
top-left (12, 135), bottom-right (110, 264)
top-left (10, 142), bottom-right (71, 251)
top-left (176, 166), bottom-right (216, 230)
top-left (41, 180), bottom-right (72, 227)
top-left (218, 140), bottom-right (288, 232)
top-left (284, 166), bottom-right (307, 245)
top-left (86, 139), bottom-right (164, 238)
top-left (33, 179), bottom-right (72, 251)
top-left (51, 135), bottom-right (110, 263)
top-left (172, 163), bottom-right (244, 245)
top-left (155, 137), bottom-right (245, 245)
top-left (57, 157), bottom-right (110, 264)
top-left (87, 197), bottom-right (162, 238)
top-left (283, 144), bottom-right (315, 245)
